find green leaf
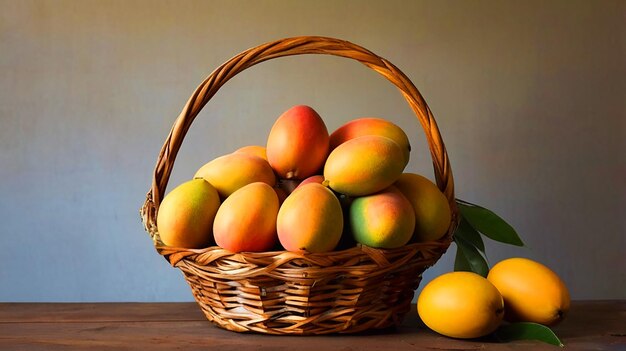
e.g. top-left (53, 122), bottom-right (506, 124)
top-left (454, 235), bottom-right (489, 277)
top-left (495, 322), bottom-right (564, 347)
top-left (457, 200), bottom-right (524, 247)
top-left (454, 216), bottom-right (485, 253)
top-left (454, 244), bottom-right (472, 272)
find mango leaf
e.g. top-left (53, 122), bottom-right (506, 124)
top-left (454, 244), bottom-right (472, 272)
top-left (454, 216), bottom-right (485, 253)
top-left (454, 235), bottom-right (489, 277)
top-left (494, 322), bottom-right (564, 347)
top-left (457, 199), bottom-right (524, 247)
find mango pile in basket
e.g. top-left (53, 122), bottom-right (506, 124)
top-left (156, 104), bottom-right (451, 253)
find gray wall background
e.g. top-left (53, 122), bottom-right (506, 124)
top-left (1, 0), bottom-right (624, 302)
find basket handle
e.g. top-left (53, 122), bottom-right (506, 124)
top-left (141, 36), bottom-right (457, 240)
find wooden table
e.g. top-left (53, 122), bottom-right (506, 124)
top-left (1, 301), bottom-right (624, 350)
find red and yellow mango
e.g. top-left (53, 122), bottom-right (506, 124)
top-left (277, 183), bottom-right (343, 253)
top-left (330, 117), bottom-right (411, 166)
top-left (266, 105), bottom-right (329, 180)
top-left (296, 174), bottom-right (325, 189)
top-left (213, 182), bottom-right (279, 252)
top-left (156, 178), bottom-right (221, 249)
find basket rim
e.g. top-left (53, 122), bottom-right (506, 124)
top-left (157, 237), bottom-right (453, 267)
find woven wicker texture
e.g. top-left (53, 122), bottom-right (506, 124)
top-left (141, 36), bottom-right (458, 335)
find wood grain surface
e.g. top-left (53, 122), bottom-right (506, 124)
top-left (1, 301), bottom-right (624, 351)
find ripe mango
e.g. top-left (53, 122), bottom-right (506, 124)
top-left (418, 271), bottom-right (504, 339)
top-left (488, 257), bottom-right (570, 326)
top-left (323, 135), bottom-right (405, 196)
top-left (330, 117), bottom-right (411, 166)
top-left (394, 173), bottom-right (451, 242)
top-left (213, 182), bottom-right (279, 253)
top-left (156, 178), bottom-right (220, 249)
top-left (349, 186), bottom-right (415, 249)
top-left (266, 105), bottom-right (329, 179)
top-left (194, 152), bottom-right (276, 199)
top-left (277, 183), bottom-right (343, 253)
top-left (234, 145), bottom-right (267, 161)
top-left (296, 174), bottom-right (325, 189)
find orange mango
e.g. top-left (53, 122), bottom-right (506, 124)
top-left (488, 258), bottom-right (570, 326)
top-left (266, 105), bottom-right (329, 179)
top-left (349, 186), bottom-right (415, 249)
top-left (330, 117), bottom-right (411, 165)
top-left (277, 183), bottom-right (343, 253)
top-left (194, 152), bottom-right (276, 199)
top-left (323, 135), bottom-right (406, 196)
top-left (156, 178), bottom-right (221, 249)
top-left (213, 182), bottom-right (279, 253)
top-left (234, 145), bottom-right (267, 161)
top-left (296, 174), bottom-right (325, 189)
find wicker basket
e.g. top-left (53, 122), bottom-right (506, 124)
top-left (140, 36), bottom-right (458, 335)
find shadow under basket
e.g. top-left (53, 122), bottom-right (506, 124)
top-left (141, 36), bottom-right (458, 335)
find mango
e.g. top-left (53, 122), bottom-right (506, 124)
top-left (266, 105), bottom-right (329, 180)
top-left (394, 173), bottom-right (452, 242)
top-left (323, 135), bottom-right (405, 196)
top-left (330, 117), bottom-right (411, 165)
top-left (213, 182), bottom-right (279, 253)
top-left (277, 183), bottom-right (343, 253)
top-left (156, 178), bottom-right (220, 249)
top-left (296, 174), bottom-right (324, 189)
top-left (349, 186), bottom-right (415, 249)
top-left (234, 145), bottom-right (267, 161)
top-left (194, 152), bottom-right (276, 198)
top-left (418, 271), bottom-right (504, 339)
top-left (488, 257), bottom-right (570, 326)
